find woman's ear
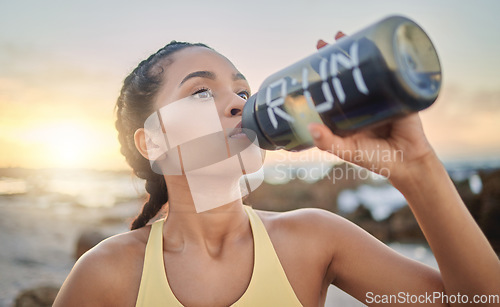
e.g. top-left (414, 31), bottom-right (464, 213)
top-left (134, 128), bottom-right (165, 160)
top-left (134, 128), bottom-right (150, 159)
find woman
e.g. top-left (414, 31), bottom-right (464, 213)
top-left (54, 40), bottom-right (500, 306)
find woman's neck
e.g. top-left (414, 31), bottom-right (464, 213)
top-left (162, 174), bottom-right (251, 255)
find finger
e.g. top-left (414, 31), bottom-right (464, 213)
top-left (316, 39), bottom-right (328, 50)
top-left (308, 123), bottom-right (346, 156)
top-left (335, 31), bottom-right (346, 40)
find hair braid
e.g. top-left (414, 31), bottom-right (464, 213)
top-left (114, 41), bottom-right (211, 230)
top-left (130, 176), bottom-right (168, 230)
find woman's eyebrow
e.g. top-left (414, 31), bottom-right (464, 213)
top-left (234, 73), bottom-right (246, 81)
top-left (179, 71), bottom-right (247, 87)
top-left (179, 71), bottom-right (216, 87)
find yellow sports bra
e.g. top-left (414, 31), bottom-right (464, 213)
top-left (135, 205), bottom-right (303, 306)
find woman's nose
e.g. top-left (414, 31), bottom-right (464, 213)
top-left (224, 95), bottom-right (245, 117)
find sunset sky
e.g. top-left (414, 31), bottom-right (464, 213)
top-left (1, 0), bottom-right (499, 170)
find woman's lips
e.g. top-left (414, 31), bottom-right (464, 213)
top-left (229, 121), bottom-right (246, 138)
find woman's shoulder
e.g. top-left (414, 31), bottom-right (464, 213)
top-left (54, 226), bottom-right (152, 306)
top-left (253, 206), bottom-right (372, 254)
top-left (93, 225), bottom-right (150, 257)
top-left (253, 207), bottom-right (352, 248)
top-left (254, 206), bottom-right (350, 234)
top-left (77, 225), bottom-right (151, 272)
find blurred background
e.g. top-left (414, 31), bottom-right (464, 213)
top-left (1, 0), bottom-right (499, 306)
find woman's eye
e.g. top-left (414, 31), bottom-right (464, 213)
top-left (238, 91), bottom-right (250, 100)
top-left (192, 88), bottom-right (213, 99)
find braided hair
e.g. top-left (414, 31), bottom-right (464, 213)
top-left (115, 41), bottom-right (211, 230)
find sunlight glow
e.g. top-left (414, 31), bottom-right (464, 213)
top-left (44, 122), bottom-right (95, 168)
top-left (17, 120), bottom-right (112, 169)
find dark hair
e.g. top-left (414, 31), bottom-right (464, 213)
top-left (115, 41), bottom-right (211, 230)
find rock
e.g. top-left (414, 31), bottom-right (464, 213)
top-left (454, 177), bottom-right (482, 220)
top-left (454, 169), bottom-right (500, 254)
top-left (246, 162), bottom-right (363, 213)
top-left (388, 206), bottom-right (425, 243)
top-left (478, 170), bottom-right (500, 254)
top-left (344, 205), bottom-right (391, 242)
top-left (345, 204), bottom-right (373, 222)
top-left (14, 285), bottom-right (59, 307)
top-left (357, 219), bottom-right (391, 242)
top-left (74, 230), bottom-right (107, 261)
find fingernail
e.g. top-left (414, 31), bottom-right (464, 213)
top-left (335, 31), bottom-right (346, 40)
top-left (316, 39), bottom-right (328, 49)
top-left (308, 126), bottom-right (321, 139)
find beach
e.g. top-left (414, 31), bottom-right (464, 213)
top-left (0, 193), bottom-right (141, 306)
top-left (0, 162), bottom-right (497, 306)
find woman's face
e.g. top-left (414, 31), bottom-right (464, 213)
top-left (139, 46), bottom-right (264, 212)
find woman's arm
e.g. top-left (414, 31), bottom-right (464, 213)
top-left (308, 113), bottom-right (500, 305)
top-left (390, 148), bottom-right (500, 299)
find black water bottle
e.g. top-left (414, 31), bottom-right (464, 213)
top-left (242, 15), bottom-right (442, 151)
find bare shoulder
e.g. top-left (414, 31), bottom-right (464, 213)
top-left (253, 207), bottom-right (364, 259)
top-left (53, 226), bottom-right (151, 307)
top-left (253, 207), bottom-right (383, 263)
top-left (254, 206), bottom-right (359, 240)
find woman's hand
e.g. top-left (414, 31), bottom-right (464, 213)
top-left (309, 32), bottom-right (436, 182)
top-left (308, 113), bottom-right (435, 181)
